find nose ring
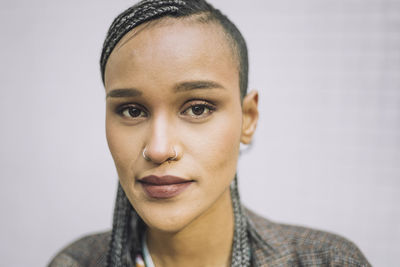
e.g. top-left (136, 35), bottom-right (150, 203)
top-left (142, 147), bottom-right (178, 161)
top-left (142, 147), bottom-right (151, 161)
top-left (169, 148), bottom-right (178, 161)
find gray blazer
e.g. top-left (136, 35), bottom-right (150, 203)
top-left (48, 209), bottom-right (370, 266)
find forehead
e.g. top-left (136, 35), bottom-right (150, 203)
top-left (104, 17), bottom-right (239, 91)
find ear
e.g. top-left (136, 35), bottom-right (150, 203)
top-left (241, 90), bottom-right (259, 144)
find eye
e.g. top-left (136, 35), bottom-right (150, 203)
top-left (118, 105), bottom-right (147, 119)
top-left (190, 105), bottom-right (206, 116)
top-left (181, 101), bottom-right (216, 119)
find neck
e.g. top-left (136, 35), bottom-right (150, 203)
top-left (146, 188), bottom-right (234, 267)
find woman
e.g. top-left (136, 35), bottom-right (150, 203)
top-left (49, 0), bottom-right (370, 266)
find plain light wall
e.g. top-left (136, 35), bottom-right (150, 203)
top-left (0, 0), bottom-right (398, 266)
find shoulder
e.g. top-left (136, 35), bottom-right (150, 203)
top-left (245, 209), bottom-right (371, 266)
top-left (48, 231), bottom-right (111, 267)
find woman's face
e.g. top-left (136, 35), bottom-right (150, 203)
top-left (104, 18), bottom-right (257, 232)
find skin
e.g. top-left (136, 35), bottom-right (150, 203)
top-left (104, 17), bottom-right (258, 267)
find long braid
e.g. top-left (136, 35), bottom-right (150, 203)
top-left (102, 1), bottom-right (251, 266)
top-left (107, 184), bottom-right (132, 267)
top-left (230, 175), bottom-right (251, 267)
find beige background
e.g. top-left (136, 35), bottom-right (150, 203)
top-left (0, 0), bottom-right (399, 266)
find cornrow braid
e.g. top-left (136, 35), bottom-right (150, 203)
top-left (100, 0), bottom-right (187, 82)
top-left (100, 0), bottom-right (249, 99)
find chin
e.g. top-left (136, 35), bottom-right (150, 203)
top-left (136, 202), bottom-right (202, 233)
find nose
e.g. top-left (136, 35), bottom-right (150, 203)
top-left (143, 114), bottom-right (179, 164)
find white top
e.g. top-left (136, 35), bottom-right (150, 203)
top-left (142, 232), bottom-right (156, 267)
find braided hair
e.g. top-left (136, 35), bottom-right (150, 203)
top-left (100, 1), bottom-right (251, 266)
top-left (100, 0), bottom-right (248, 99)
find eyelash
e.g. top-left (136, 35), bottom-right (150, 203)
top-left (181, 100), bottom-right (216, 118)
top-left (115, 100), bottom-right (216, 120)
top-left (116, 104), bottom-right (148, 119)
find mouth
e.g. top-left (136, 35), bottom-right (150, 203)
top-left (138, 175), bottom-right (194, 199)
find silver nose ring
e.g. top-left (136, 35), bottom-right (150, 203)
top-left (169, 148), bottom-right (178, 161)
top-left (142, 147), bottom-right (178, 161)
top-left (142, 147), bottom-right (151, 161)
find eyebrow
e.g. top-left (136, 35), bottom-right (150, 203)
top-left (174, 81), bottom-right (225, 92)
top-left (106, 80), bottom-right (225, 98)
top-left (106, 88), bottom-right (142, 98)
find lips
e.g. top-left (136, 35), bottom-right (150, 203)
top-left (138, 175), bottom-right (193, 199)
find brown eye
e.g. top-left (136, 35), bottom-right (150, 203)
top-left (119, 105), bottom-right (147, 118)
top-left (128, 107), bottom-right (141, 117)
top-left (182, 101), bottom-right (216, 119)
top-left (191, 105), bottom-right (205, 116)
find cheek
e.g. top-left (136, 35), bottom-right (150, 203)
top-left (186, 112), bottom-right (242, 181)
top-left (105, 116), bottom-right (142, 178)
